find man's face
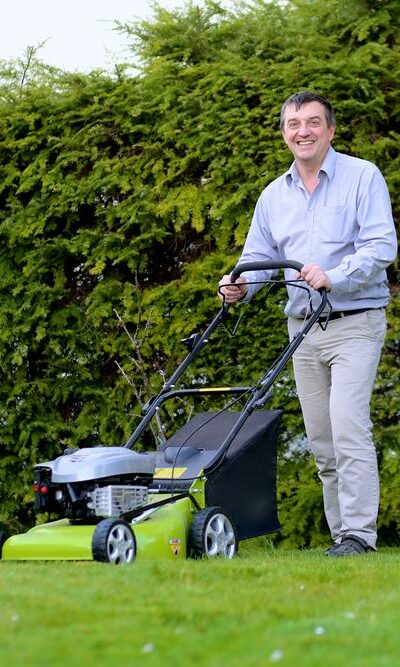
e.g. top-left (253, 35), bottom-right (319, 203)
top-left (281, 101), bottom-right (335, 168)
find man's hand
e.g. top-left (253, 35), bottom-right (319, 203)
top-left (298, 263), bottom-right (331, 291)
top-left (218, 274), bottom-right (248, 303)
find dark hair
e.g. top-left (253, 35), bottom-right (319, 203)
top-left (280, 91), bottom-right (336, 129)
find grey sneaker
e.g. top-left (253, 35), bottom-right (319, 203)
top-left (324, 541), bottom-right (342, 556)
top-left (326, 534), bottom-right (374, 557)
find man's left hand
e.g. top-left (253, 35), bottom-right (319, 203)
top-left (298, 263), bottom-right (332, 291)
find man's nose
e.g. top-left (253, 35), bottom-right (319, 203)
top-left (297, 123), bottom-right (310, 136)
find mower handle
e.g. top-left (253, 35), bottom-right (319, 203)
top-left (231, 260), bottom-right (303, 282)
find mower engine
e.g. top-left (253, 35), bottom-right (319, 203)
top-left (33, 447), bottom-right (156, 521)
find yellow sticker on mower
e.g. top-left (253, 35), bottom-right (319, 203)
top-left (169, 538), bottom-right (181, 556)
top-left (154, 467), bottom-right (187, 479)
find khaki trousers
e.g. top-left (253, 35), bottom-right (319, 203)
top-left (288, 309), bottom-right (387, 548)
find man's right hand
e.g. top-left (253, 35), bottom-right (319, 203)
top-left (218, 275), bottom-right (248, 303)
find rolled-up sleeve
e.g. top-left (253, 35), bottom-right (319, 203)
top-left (326, 167), bottom-right (398, 294)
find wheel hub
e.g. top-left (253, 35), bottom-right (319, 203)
top-left (107, 525), bottom-right (135, 564)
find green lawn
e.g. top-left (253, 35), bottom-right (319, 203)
top-left (1, 541), bottom-right (400, 667)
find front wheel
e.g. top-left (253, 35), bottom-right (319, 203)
top-left (92, 519), bottom-right (136, 565)
top-left (188, 507), bottom-right (238, 559)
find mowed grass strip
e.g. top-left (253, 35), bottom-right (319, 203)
top-left (1, 545), bottom-right (400, 667)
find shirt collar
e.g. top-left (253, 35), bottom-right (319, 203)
top-left (285, 146), bottom-right (337, 184)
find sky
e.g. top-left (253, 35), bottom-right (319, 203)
top-left (0, 0), bottom-right (191, 73)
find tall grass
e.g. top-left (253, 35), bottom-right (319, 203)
top-left (1, 541), bottom-right (400, 666)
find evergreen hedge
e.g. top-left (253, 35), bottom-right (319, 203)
top-left (0, 0), bottom-right (398, 544)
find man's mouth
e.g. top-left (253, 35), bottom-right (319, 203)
top-left (297, 140), bottom-right (314, 145)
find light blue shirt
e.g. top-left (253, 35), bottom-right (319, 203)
top-left (239, 147), bottom-right (398, 317)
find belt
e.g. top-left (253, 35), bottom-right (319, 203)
top-left (311, 307), bottom-right (377, 323)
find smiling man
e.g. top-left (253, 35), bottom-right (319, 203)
top-left (219, 91), bottom-right (397, 556)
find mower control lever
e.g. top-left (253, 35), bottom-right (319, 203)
top-left (230, 259), bottom-right (328, 299)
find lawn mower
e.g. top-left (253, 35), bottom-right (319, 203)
top-left (1, 260), bottom-right (329, 564)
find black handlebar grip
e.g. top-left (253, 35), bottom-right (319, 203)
top-left (231, 260), bottom-right (304, 282)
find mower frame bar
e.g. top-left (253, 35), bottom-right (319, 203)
top-left (124, 386), bottom-right (250, 448)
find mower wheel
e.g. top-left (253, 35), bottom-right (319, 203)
top-left (188, 507), bottom-right (238, 559)
top-left (92, 519), bottom-right (136, 565)
top-left (0, 522), bottom-right (10, 558)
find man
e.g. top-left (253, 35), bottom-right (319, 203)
top-left (219, 91), bottom-right (397, 556)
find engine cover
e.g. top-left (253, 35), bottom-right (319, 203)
top-left (35, 447), bottom-right (156, 484)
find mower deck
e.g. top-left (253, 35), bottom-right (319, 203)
top-left (2, 493), bottom-right (195, 561)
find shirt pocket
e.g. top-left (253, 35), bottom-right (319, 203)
top-left (315, 206), bottom-right (357, 243)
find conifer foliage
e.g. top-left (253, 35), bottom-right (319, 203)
top-left (0, 0), bottom-right (398, 542)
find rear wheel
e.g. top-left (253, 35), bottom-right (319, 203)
top-left (92, 519), bottom-right (136, 565)
top-left (188, 507), bottom-right (238, 559)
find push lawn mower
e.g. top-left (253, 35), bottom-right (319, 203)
top-left (1, 260), bottom-right (329, 564)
